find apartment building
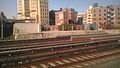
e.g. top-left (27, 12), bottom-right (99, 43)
top-left (83, 13), bottom-right (87, 24)
top-left (77, 12), bottom-right (87, 24)
top-left (65, 8), bottom-right (77, 24)
top-left (55, 8), bottom-right (77, 26)
top-left (17, 0), bottom-right (49, 22)
top-left (107, 5), bottom-right (120, 29)
top-left (86, 6), bottom-right (108, 30)
top-left (17, 0), bottom-right (49, 31)
top-left (77, 13), bottom-right (86, 20)
top-left (30, 0), bottom-right (49, 26)
top-left (55, 8), bottom-right (68, 25)
top-left (17, 0), bottom-right (30, 19)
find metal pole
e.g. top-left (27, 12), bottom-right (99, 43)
top-left (36, 0), bottom-right (39, 23)
top-left (0, 14), bottom-right (4, 39)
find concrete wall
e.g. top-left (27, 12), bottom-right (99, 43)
top-left (13, 23), bottom-right (40, 34)
top-left (14, 33), bottom-right (50, 40)
top-left (15, 30), bottom-right (120, 40)
top-left (14, 30), bottom-right (108, 40)
top-left (105, 29), bottom-right (120, 34)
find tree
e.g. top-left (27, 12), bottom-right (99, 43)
top-left (77, 17), bottom-right (83, 25)
top-left (89, 25), bottom-right (95, 30)
top-left (58, 25), bottom-right (62, 31)
top-left (58, 23), bottom-right (79, 31)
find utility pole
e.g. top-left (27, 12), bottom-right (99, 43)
top-left (0, 12), bottom-right (4, 39)
top-left (72, 25), bottom-right (74, 31)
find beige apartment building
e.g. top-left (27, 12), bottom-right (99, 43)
top-left (17, 0), bottom-right (49, 28)
top-left (17, 0), bottom-right (30, 19)
top-left (86, 3), bottom-right (120, 30)
top-left (30, 0), bottom-right (49, 26)
top-left (87, 6), bottom-right (108, 30)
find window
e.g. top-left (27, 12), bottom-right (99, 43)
top-left (111, 18), bottom-right (114, 20)
top-left (93, 9), bottom-right (96, 13)
top-left (118, 22), bottom-right (120, 24)
top-left (99, 14), bottom-right (101, 16)
top-left (118, 17), bottom-right (120, 19)
top-left (118, 8), bottom-right (120, 11)
top-left (104, 18), bottom-right (106, 20)
top-left (99, 26), bottom-right (101, 28)
top-left (18, 13), bottom-right (22, 14)
top-left (99, 10), bottom-right (101, 12)
top-left (112, 9), bottom-right (114, 11)
top-left (99, 18), bottom-right (101, 20)
top-left (104, 22), bottom-right (106, 24)
top-left (104, 14), bottom-right (106, 16)
top-left (31, 10), bottom-right (36, 12)
top-left (93, 14), bottom-right (96, 17)
top-left (104, 9), bottom-right (106, 12)
top-left (118, 13), bottom-right (120, 15)
top-left (93, 18), bottom-right (96, 21)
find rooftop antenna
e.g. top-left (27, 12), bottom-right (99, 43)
top-left (65, 0), bottom-right (68, 8)
top-left (68, 0), bottom-right (71, 8)
top-left (65, 0), bottom-right (70, 8)
top-left (92, 0), bottom-right (96, 3)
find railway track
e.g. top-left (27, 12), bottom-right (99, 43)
top-left (0, 42), bottom-right (119, 68)
top-left (0, 34), bottom-right (120, 68)
top-left (0, 34), bottom-right (119, 53)
top-left (14, 48), bottom-right (120, 68)
top-left (55, 48), bottom-right (120, 68)
top-left (0, 35), bottom-right (120, 51)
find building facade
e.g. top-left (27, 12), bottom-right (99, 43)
top-left (77, 13), bottom-right (86, 20)
top-left (55, 8), bottom-right (77, 26)
top-left (30, 0), bottom-right (49, 25)
top-left (86, 6), bottom-right (108, 30)
top-left (107, 5), bottom-right (120, 29)
top-left (55, 8), bottom-right (68, 26)
top-left (83, 13), bottom-right (87, 24)
top-left (17, 0), bottom-right (30, 19)
top-left (86, 3), bottom-right (120, 30)
top-left (49, 10), bottom-right (56, 25)
top-left (77, 12), bottom-right (86, 25)
top-left (17, 0), bottom-right (49, 31)
top-left (0, 12), bottom-right (14, 38)
top-left (66, 8), bottom-right (77, 24)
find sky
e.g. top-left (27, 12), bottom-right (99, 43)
top-left (0, 0), bottom-right (120, 18)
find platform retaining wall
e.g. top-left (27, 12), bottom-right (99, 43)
top-left (14, 30), bottom-right (120, 40)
